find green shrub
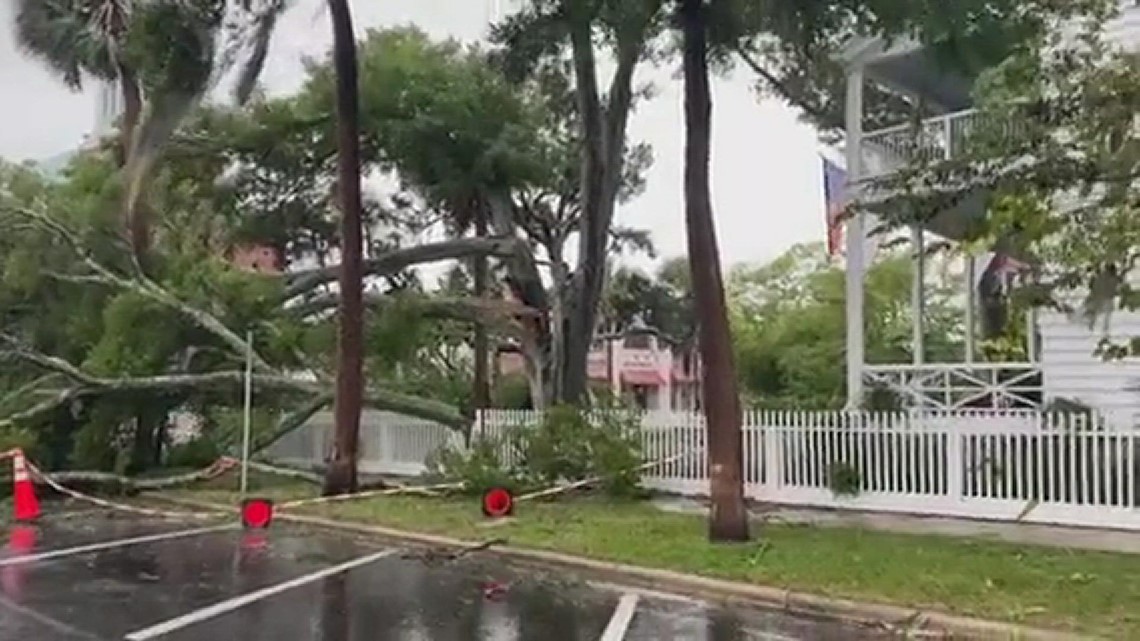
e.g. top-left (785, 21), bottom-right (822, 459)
top-left (430, 405), bottom-right (643, 498)
top-left (828, 460), bottom-right (862, 497)
top-left (492, 374), bottom-right (533, 409)
top-left (425, 433), bottom-right (528, 494)
top-left (166, 437), bottom-right (221, 469)
top-left (0, 424), bottom-right (36, 458)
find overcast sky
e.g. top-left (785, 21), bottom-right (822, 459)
top-left (0, 0), bottom-right (825, 272)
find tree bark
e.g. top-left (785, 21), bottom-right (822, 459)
top-left (116, 64), bottom-right (151, 258)
top-left (472, 200), bottom-right (491, 411)
top-left (283, 236), bottom-right (523, 300)
top-left (561, 12), bottom-right (609, 404)
top-left (556, 3), bottom-right (649, 404)
top-left (115, 65), bottom-right (143, 168)
top-left (680, 0), bottom-right (749, 542)
top-left (325, 0), bottom-right (364, 497)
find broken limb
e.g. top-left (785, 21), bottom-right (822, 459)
top-left (283, 236), bottom-right (526, 300)
top-left (10, 203), bottom-right (273, 370)
top-left (0, 344), bottom-right (469, 430)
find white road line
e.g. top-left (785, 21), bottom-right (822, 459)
top-left (0, 524), bottom-right (234, 568)
top-left (0, 595), bottom-right (102, 640)
top-left (587, 580), bottom-right (704, 606)
top-left (124, 547), bottom-right (399, 641)
top-left (598, 593), bottom-right (640, 641)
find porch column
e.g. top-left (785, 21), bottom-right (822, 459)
top-left (964, 254), bottom-right (977, 362)
top-left (1025, 307), bottom-right (1038, 362)
top-left (844, 65), bottom-right (866, 409)
top-left (911, 225), bottom-right (925, 364)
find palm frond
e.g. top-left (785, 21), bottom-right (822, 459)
top-left (14, 0), bottom-right (126, 89)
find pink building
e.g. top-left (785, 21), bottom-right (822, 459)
top-left (499, 323), bottom-right (703, 411)
top-left (229, 243), bottom-right (284, 275)
top-left (587, 324), bottom-right (702, 411)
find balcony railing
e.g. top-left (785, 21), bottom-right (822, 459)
top-left (861, 109), bottom-right (984, 178)
top-left (864, 362), bottom-right (1043, 410)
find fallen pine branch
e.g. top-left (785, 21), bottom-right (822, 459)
top-left (277, 482), bottom-right (467, 509)
top-left (243, 459), bottom-right (323, 485)
top-left (17, 458), bottom-right (236, 494)
top-left (26, 462), bottom-right (222, 519)
top-left (400, 537), bottom-right (507, 565)
top-left (516, 450), bottom-right (696, 502)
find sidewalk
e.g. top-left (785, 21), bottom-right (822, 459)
top-left (653, 497), bottom-right (1140, 554)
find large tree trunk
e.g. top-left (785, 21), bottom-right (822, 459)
top-left (680, 0), bottom-right (749, 542)
top-left (558, 6), bottom-right (643, 404)
top-left (472, 200), bottom-right (491, 411)
top-left (324, 0), bottom-right (364, 497)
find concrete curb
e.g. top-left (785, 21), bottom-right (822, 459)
top-left (150, 494), bottom-right (1088, 641)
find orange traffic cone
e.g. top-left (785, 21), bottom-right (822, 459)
top-left (11, 450), bottom-right (40, 522)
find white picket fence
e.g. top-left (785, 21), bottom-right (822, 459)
top-left (264, 407), bottom-right (1140, 531)
top-left (263, 410), bottom-right (462, 476)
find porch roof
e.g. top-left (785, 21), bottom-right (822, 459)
top-left (838, 36), bottom-right (975, 112)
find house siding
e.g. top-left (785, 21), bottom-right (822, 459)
top-left (1039, 309), bottom-right (1140, 427)
top-left (1105, 0), bottom-right (1140, 49)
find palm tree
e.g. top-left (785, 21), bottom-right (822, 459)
top-left (323, 0), bottom-right (365, 496)
top-left (15, 0), bottom-right (140, 164)
top-left (679, 0), bottom-right (749, 541)
top-left (13, 0), bottom-right (285, 256)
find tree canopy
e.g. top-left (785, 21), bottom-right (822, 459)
top-left (729, 243), bottom-right (965, 408)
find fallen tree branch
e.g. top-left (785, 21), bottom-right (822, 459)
top-left (244, 394), bottom-right (333, 455)
top-left (0, 355), bottom-right (468, 430)
top-left (400, 537), bottom-right (507, 565)
top-left (244, 459), bottom-right (323, 485)
top-left (292, 293), bottom-right (538, 331)
top-left (1, 334), bottom-right (100, 385)
top-left (24, 457), bottom-right (236, 493)
top-left (516, 450), bottom-right (695, 502)
top-left (277, 481), bottom-right (467, 508)
top-left (283, 237), bottom-right (524, 299)
top-left (0, 373), bottom-right (64, 415)
top-left (12, 203), bottom-right (273, 370)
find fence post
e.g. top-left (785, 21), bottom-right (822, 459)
top-left (377, 412), bottom-right (394, 470)
top-left (945, 415), bottom-right (964, 504)
top-left (762, 413), bottom-right (781, 494)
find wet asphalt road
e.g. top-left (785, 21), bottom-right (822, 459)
top-left (0, 512), bottom-right (886, 640)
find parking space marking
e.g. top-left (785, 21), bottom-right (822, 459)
top-left (0, 524), bottom-right (234, 568)
top-left (124, 547), bottom-right (399, 640)
top-left (0, 594), bottom-right (102, 640)
top-left (587, 580), bottom-right (704, 606)
top-left (599, 593), bottom-right (640, 641)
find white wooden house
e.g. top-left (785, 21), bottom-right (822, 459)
top-left (839, 0), bottom-right (1140, 421)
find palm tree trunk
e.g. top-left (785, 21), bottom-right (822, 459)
top-left (115, 65), bottom-right (142, 167)
top-left (323, 0), bottom-right (364, 496)
top-left (680, 0), bottom-right (749, 542)
top-left (116, 64), bottom-right (150, 256)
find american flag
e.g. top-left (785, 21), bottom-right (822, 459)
top-left (821, 156), bottom-right (847, 256)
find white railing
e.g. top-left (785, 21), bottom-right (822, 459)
top-left (863, 363), bottom-right (1043, 410)
top-left (480, 409), bottom-right (1140, 531)
top-left (861, 109), bottom-right (984, 177)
